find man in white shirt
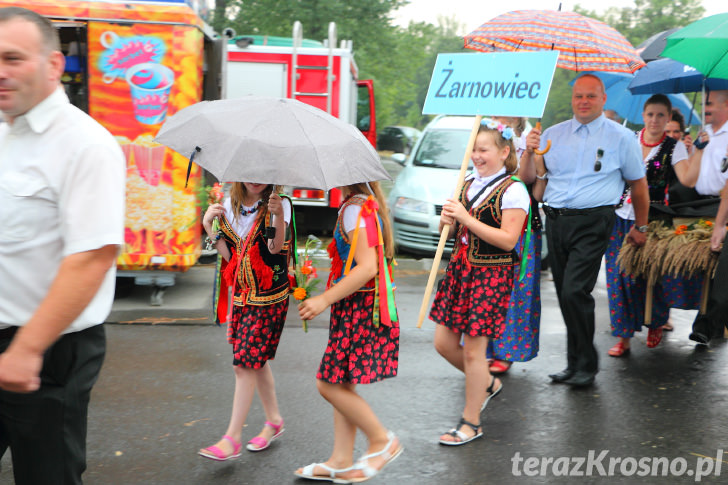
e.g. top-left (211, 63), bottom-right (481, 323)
top-left (0, 7), bottom-right (124, 484)
top-left (690, 90), bottom-right (728, 344)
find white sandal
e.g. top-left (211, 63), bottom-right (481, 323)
top-left (294, 462), bottom-right (355, 484)
top-left (350, 431), bottom-right (403, 483)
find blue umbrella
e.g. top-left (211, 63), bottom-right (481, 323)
top-left (570, 71), bottom-right (701, 125)
top-left (627, 58), bottom-right (728, 94)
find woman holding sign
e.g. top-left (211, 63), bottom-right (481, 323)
top-left (430, 120), bottom-right (530, 446)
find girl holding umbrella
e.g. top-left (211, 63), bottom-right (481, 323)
top-left (198, 183), bottom-right (293, 460)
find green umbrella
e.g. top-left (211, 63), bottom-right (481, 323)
top-left (660, 13), bottom-right (728, 80)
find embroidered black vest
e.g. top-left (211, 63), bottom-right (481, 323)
top-left (455, 177), bottom-right (520, 267)
top-left (220, 206), bottom-right (291, 306)
top-left (645, 135), bottom-right (678, 205)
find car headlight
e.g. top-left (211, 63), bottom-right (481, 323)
top-left (393, 197), bottom-right (431, 214)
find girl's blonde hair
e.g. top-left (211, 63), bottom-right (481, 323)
top-left (229, 183), bottom-right (283, 225)
top-left (477, 124), bottom-right (518, 173)
top-left (341, 181), bottom-right (394, 262)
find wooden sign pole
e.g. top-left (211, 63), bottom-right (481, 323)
top-left (416, 115), bottom-right (483, 328)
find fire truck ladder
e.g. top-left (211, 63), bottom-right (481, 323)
top-left (290, 21), bottom-right (335, 114)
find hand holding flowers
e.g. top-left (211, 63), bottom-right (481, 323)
top-left (291, 235), bottom-right (322, 332)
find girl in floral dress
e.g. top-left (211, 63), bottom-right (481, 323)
top-left (294, 182), bottom-right (402, 483)
top-left (199, 182), bottom-right (292, 460)
top-left (605, 95), bottom-right (706, 357)
top-left (431, 120), bottom-right (530, 446)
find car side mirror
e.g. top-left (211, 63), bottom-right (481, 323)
top-left (391, 153), bottom-right (406, 165)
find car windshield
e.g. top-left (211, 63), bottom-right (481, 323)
top-left (412, 128), bottom-right (473, 169)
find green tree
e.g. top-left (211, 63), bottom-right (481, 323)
top-left (373, 17), bottom-right (464, 128)
top-left (211, 0), bottom-right (462, 129)
top-left (575, 0), bottom-right (704, 48)
top-left (538, 0), bottom-right (706, 128)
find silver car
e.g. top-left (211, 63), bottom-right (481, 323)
top-left (387, 115), bottom-right (476, 255)
top-left (387, 115), bottom-right (549, 267)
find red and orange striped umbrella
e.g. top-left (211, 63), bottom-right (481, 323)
top-left (464, 10), bottom-right (645, 73)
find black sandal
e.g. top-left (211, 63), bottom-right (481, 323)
top-left (439, 417), bottom-right (483, 446)
top-left (481, 375), bottom-right (502, 411)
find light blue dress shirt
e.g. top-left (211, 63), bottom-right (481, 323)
top-left (540, 114), bottom-right (645, 209)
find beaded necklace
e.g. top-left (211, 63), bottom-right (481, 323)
top-left (239, 199), bottom-right (263, 216)
top-left (639, 129), bottom-right (666, 148)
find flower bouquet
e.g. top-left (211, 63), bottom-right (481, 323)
top-left (291, 235), bottom-right (322, 332)
top-left (202, 183), bottom-right (224, 250)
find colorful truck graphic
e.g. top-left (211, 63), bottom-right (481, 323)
top-left (4, 0), bottom-right (225, 303)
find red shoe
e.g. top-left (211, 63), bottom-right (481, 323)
top-left (607, 341), bottom-right (630, 357)
top-left (646, 327), bottom-right (663, 348)
top-left (489, 360), bottom-right (512, 374)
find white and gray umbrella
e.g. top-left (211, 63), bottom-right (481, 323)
top-left (154, 96), bottom-right (389, 190)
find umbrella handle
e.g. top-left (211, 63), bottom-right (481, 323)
top-left (416, 115), bottom-right (482, 329)
top-left (533, 122), bottom-right (551, 155)
top-left (185, 146), bottom-right (201, 188)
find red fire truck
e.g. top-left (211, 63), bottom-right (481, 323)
top-left (224, 21), bottom-right (377, 232)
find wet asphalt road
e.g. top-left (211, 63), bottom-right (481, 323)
top-left (2, 260), bottom-right (727, 485)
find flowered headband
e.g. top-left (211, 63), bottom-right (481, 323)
top-left (480, 118), bottom-right (514, 141)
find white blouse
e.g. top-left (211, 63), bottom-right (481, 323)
top-left (460, 168), bottom-right (530, 245)
top-left (341, 194), bottom-right (369, 233)
top-left (465, 167), bottom-right (530, 213)
top-left (223, 197), bottom-right (292, 239)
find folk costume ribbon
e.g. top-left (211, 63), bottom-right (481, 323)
top-left (343, 196), bottom-right (398, 327)
top-left (510, 176), bottom-right (532, 282)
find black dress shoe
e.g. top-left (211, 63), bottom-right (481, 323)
top-left (548, 368), bottom-right (575, 383)
top-left (689, 330), bottom-right (710, 345)
top-left (563, 371), bottom-right (595, 387)
top-left (690, 316), bottom-right (712, 344)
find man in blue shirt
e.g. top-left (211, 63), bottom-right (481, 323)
top-left (522, 74), bottom-right (649, 387)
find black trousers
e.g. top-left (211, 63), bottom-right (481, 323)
top-left (545, 207), bottom-right (615, 375)
top-left (0, 324), bottom-right (106, 485)
top-left (694, 243), bottom-right (728, 336)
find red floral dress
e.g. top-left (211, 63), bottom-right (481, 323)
top-left (429, 245), bottom-right (514, 338)
top-left (316, 195), bottom-right (399, 384)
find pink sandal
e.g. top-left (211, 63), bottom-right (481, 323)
top-left (246, 419), bottom-right (285, 452)
top-left (198, 435), bottom-right (242, 461)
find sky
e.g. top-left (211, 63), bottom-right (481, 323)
top-left (392, 0), bottom-right (726, 35)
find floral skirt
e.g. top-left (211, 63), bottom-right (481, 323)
top-left (227, 299), bottom-right (288, 369)
top-left (605, 216), bottom-right (702, 337)
top-left (317, 291), bottom-right (399, 384)
top-left (429, 248), bottom-right (514, 339)
top-left (488, 230), bottom-right (541, 362)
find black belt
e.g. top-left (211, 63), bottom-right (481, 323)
top-left (0, 326), bottom-right (18, 340)
top-left (543, 205), bottom-right (615, 217)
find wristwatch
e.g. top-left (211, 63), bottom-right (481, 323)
top-left (636, 225), bottom-right (648, 233)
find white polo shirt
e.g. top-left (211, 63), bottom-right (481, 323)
top-left (0, 88), bottom-right (125, 332)
top-left (695, 120), bottom-right (728, 196)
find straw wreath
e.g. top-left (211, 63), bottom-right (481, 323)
top-left (617, 220), bottom-right (721, 286)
